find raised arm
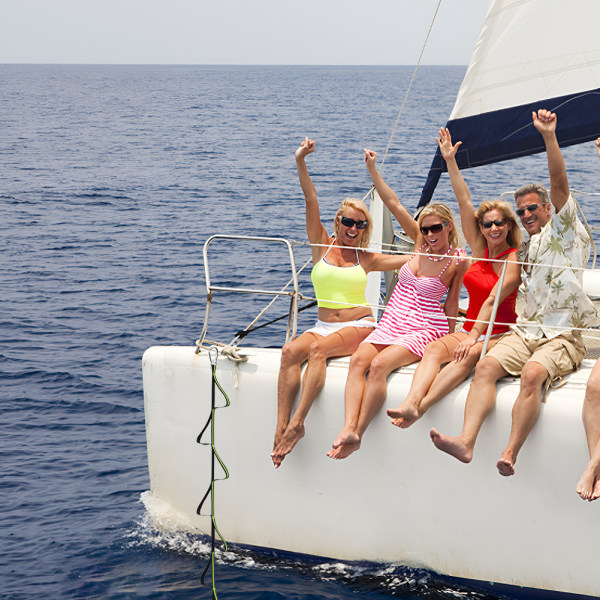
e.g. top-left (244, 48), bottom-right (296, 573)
top-left (296, 138), bottom-right (329, 261)
top-left (436, 128), bottom-right (484, 256)
top-left (596, 137), bottom-right (600, 162)
top-left (364, 149), bottom-right (419, 242)
top-left (533, 109), bottom-right (569, 212)
top-left (453, 253), bottom-right (521, 362)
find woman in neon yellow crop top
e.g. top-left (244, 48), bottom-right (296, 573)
top-left (271, 138), bottom-right (420, 468)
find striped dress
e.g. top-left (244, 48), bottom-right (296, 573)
top-left (363, 258), bottom-right (450, 356)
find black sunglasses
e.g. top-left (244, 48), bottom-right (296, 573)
top-left (340, 216), bottom-right (368, 230)
top-left (419, 222), bottom-right (446, 235)
top-left (481, 219), bottom-right (506, 229)
top-left (516, 203), bottom-right (539, 217)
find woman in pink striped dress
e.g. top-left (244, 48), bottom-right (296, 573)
top-left (327, 150), bottom-right (468, 460)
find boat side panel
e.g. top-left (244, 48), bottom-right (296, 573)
top-left (142, 346), bottom-right (597, 597)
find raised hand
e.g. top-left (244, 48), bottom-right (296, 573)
top-left (295, 137), bottom-right (316, 159)
top-left (532, 109), bottom-right (557, 136)
top-left (436, 128), bottom-right (462, 162)
top-left (595, 137), bottom-right (600, 160)
top-left (364, 148), bottom-right (377, 170)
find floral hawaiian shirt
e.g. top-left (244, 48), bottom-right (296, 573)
top-left (515, 194), bottom-right (596, 340)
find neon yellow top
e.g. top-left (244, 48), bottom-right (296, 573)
top-left (310, 242), bottom-right (369, 309)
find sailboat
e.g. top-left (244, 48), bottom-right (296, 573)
top-left (142, 1), bottom-right (600, 597)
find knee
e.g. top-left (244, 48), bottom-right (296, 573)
top-left (307, 340), bottom-right (327, 363)
top-left (520, 363), bottom-right (547, 395)
top-left (472, 356), bottom-right (500, 382)
top-left (280, 342), bottom-right (304, 368)
top-left (369, 356), bottom-right (392, 380)
top-left (349, 349), bottom-right (371, 374)
top-left (422, 342), bottom-right (447, 363)
top-left (585, 370), bottom-right (600, 404)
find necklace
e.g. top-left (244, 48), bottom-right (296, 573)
top-left (421, 243), bottom-right (453, 262)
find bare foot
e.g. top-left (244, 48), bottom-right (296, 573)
top-left (430, 428), bottom-right (473, 463)
top-left (270, 422), bottom-right (305, 468)
top-left (576, 462), bottom-right (600, 500)
top-left (272, 425), bottom-right (287, 452)
top-left (387, 402), bottom-right (420, 428)
top-left (496, 457), bottom-right (515, 477)
top-left (327, 429), bottom-right (361, 460)
top-left (592, 478), bottom-right (600, 501)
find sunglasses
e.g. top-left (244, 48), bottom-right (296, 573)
top-left (340, 216), bottom-right (368, 230)
top-left (419, 222), bottom-right (446, 235)
top-left (481, 219), bottom-right (506, 229)
top-left (516, 203), bottom-right (539, 217)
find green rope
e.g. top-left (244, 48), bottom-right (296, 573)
top-left (197, 347), bottom-right (230, 599)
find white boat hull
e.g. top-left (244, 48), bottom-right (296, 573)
top-left (142, 345), bottom-right (598, 597)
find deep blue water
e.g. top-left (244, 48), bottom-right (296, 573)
top-left (2, 64), bottom-right (600, 600)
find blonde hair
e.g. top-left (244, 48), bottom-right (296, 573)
top-left (475, 200), bottom-right (522, 248)
top-left (417, 203), bottom-right (459, 248)
top-left (334, 198), bottom-right (373, 248)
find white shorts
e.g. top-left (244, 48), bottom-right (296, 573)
top-left (304, 318), bottom-right (376, 337)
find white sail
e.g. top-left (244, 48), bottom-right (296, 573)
top-left (453, 0), bottom-right (600, 119)
top-left (419, 0), bottom-right (600, 206)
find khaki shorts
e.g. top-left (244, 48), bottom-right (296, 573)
top-left (486, 330), bottom-right (586, 392)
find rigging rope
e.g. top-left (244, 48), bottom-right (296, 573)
top-left (378, 0), bottom-right (444, 173)
top-left (233, 300), bottom-right (317, 340)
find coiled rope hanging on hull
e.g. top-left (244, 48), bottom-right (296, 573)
top-left (196, 346), bottom-right (230, 600)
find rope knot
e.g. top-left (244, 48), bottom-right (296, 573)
top-left (221, 345), bottom-right (249, 363)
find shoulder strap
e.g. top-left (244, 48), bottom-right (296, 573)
top-left (494, 247), bottom-right (518, 259)
top-left (322, 238), bottom-right (336, 260)
top-left (438, 251), bottom-right (455, 278)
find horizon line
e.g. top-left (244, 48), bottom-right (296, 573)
top-left (0, 62), bottom-right (470, 67)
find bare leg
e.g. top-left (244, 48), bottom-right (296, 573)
top-left (496, 360), bottom-right (548, 476)
top-left (271, 326), bottom-right (372, 468)
top-left (273, 333), bottom-right (318, 458)
top-left (431, 355), bottom-right (507, 463)
top-left (328, 344), bottom-right (418, 459)
top-left (416, 344), bottom-right (481, 417)
top-left (387, 336), bottom-right (459, 428)
top-left (577, 359), bottom-right (600, 500)
top-left (326, 342), bottom-right (379, 459)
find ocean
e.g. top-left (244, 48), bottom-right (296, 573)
top-left (2, 64), bottom-right (599, 600)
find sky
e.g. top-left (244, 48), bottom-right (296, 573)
top-left (0, 0), bottom-right (491, 65)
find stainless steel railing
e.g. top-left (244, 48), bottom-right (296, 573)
top-left (196, 235), bottom-right (301, 352)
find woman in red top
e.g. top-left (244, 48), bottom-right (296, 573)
top-left (387, 128), bottom-right (522, 428)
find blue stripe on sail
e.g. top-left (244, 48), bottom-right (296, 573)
top-left (418, 88), bottom-right (600, 208)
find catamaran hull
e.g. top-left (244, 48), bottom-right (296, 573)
top-left (142, 345), bottom-right (598, 598)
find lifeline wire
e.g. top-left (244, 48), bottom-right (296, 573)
top-left (197, 346), bottom-right (230, 600)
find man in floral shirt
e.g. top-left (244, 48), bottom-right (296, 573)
top-left (431, 109), bottom-right (596, 476)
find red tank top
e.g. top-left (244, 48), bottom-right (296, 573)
top-left (462, 247), bottom-right (518, 335)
